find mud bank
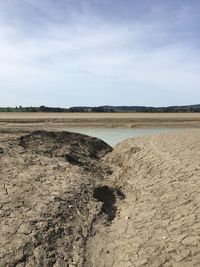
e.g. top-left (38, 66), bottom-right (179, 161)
top-left (1, 130), bottom-right (200, 266)
top-left (0, 131), bottom-right (117, 266)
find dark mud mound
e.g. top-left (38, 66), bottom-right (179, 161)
top-left (20, 130), bottom-right (112, 161)
top-left (20, 130), bottom-right (112, 172)
top-left (0, 131), bottom-right (114, 267)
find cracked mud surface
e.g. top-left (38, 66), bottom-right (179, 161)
top-left (0, 131), bottom-right (114, 266)
top-left (1, 129), bottom-right (200, 266)
top-left (85, 130), bottom-right (200, 267)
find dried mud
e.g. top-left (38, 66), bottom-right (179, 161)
top-left (1, 129), bottom-right (200, 267)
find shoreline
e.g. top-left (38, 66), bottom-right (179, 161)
top-left (1, 112), bottom-right (200, 130)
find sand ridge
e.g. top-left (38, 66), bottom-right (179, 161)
top-left (85, 130), bottom-right (200, 266)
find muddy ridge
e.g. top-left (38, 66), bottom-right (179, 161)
top-left (0, 131), bottom-right (124, 267)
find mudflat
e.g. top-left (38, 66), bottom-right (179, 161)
top-left (1, 112), bottom-right (200, 131)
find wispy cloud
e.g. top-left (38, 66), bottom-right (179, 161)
top-left (0, 0), bottom-right (200, 106)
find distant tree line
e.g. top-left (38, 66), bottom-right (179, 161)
top-left (0, 106), bottom-right (68, 112)
top-left (1, 105), bottom-right (200, 112)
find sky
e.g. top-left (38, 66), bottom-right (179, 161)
top-left (0, 0), bottom-right (200, 107)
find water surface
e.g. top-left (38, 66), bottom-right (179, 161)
top-left (66, 128), bottom-right (186, 146)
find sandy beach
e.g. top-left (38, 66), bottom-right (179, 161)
top-left (0, 129), bottom-right (200, 266)
top-left (1, 113), bottom-right (200, 131)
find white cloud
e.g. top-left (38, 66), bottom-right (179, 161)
top-left (0, 3), bottom-right (200, 106)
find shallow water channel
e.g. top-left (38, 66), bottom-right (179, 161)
top-left (65, 127), bottom-right (186, 146)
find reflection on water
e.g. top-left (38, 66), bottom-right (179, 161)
top-left (65, 128), bottom-right (185, 146)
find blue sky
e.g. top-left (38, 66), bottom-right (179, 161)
top-left (0, 0), bottom-right (200, 107)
